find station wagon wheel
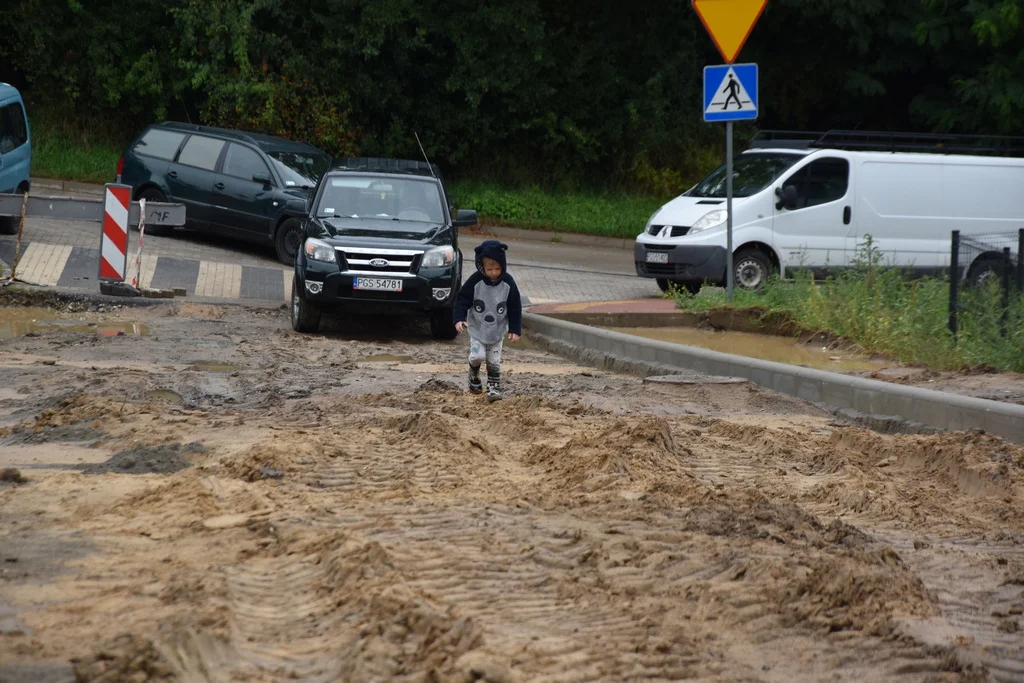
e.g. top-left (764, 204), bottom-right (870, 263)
top-left (733, 249), bottom-right (772, 291)
top-left (275, 218), bottom-right (303, 266)
top-left (137, 188), bottom-right (172, 236)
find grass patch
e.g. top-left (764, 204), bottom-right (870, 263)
top-left (669, 237), bottom-right (1024, 372)
top-left (31, 128), bottom-right (121, 184)
top-left (447, 181), bottom-right (666, 239)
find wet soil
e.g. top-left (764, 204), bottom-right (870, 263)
top-left (0, 295), bottom-right (1022, 682)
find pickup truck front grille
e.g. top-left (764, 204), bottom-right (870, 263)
top-left (335, 247), bottom-right (423, 278)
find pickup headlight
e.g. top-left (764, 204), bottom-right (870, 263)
top-left (421, 246), bottom-right (455, 268)
top-left (303, 238), bottom-right (336, 263)
top-left (689, 209), bottom-right (728, 234)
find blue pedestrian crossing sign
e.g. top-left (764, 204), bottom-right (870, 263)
top-left (703, 63), bottom-right (758, 122)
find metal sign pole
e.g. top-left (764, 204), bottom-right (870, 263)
top-left (726, 121), bottom-right (734, 301)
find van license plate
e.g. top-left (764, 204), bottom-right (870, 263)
top-left (645, 252), bottom-right (669, 264)
top-left (353, 278), bottom-right (402, 292)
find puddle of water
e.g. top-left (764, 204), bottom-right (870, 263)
top-left (356, 354), bottom-right (414, 363)
top-left (0, 307), bottom-right (150, 340)
top-left (188, 361), bottom-right (242, 373)
top-left (606, 326), bottom-right (892, 373)
top-left (145, 390), bottom-right (184, 404)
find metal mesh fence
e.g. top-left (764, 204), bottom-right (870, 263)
top-left (949, 229), bottom-right (1024, 342)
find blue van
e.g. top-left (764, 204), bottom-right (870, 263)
top-left (0, 83), bottom-right (31, 235)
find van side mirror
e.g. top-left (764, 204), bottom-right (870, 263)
top-left (776, 184), bottom-right (798, 211)
top-left (454, 209), bottom-right (478, 228)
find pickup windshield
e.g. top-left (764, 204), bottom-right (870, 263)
top-left (689, 153), bottom-right (802, 198)
top-left (316, 175), bottom-right (445, 223)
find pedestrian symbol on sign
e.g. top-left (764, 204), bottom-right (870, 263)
top-left (708, 69), bottom-right (752, 113)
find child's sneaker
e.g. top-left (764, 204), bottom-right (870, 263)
top-left (468, 367), bottom-right (483, 394)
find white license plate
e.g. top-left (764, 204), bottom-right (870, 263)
top-left (645, 251), bottom-right (669, 264)
top-left (353, 277), bottom-right (403, 292)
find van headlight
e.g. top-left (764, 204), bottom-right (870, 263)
top-left (421, 246), bottom-right (455, 268)
top-left (644, 210), bottom-right (661, 235)
top-left (689, 209), bottom-right (728, 234)
top-left (304, 238), bottom-right (336, 263)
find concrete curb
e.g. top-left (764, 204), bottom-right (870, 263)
top-left (30, 177), bottom-right (105, 196)
top-left (523, 312), bottom-right (1024, 443)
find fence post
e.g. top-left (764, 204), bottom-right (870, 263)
top-left (1017, 228), bottom-right (1023, 293)
top-left (1001, 246), bottom-right (1011, 337)
top-left (949, 230), bottom-right (959, 340)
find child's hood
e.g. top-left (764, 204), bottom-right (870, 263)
top-left (474, 240), bottom-right (509, 277)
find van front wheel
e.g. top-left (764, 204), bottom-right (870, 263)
top-left (733, 249), bottom-right (773, 291)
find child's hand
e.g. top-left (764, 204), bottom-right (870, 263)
top-left (508, 333), bottom-right (520, 343)
top-left (455, 321), bottom-right (468, 334)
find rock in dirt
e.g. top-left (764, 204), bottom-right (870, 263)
top-left (71, 633), bottom-right (175, 681)
top-left (416, 378), bottom-right (462, 393)
top-left (0, 468), bottom-right (27, 484)
top-left (80, 443), bottom-right (192, 475)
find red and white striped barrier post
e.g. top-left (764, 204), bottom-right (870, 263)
top-left (130, 198), bottom-right (146, 288)
top-left (99, 183), bottom-right (131, 282)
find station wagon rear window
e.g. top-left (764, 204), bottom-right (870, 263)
top-left (133, 129), bottom-right (186, 161)
top-left (177, 135), bottom-right (225, 171)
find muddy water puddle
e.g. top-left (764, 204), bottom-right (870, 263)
top-left (187, 361), bottom-right (242, 373)
top-left (607, 326), bottom-right (892, 372)
top-left (145, 390), bottom-right (184, 404)
top-left (0, 307), bottom-right (150, 340)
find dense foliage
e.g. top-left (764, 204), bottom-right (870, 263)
top-left (1, 1), bottom-right (1022, 188)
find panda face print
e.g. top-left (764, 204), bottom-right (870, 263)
top-left (467, 281), bottom-right (511, 343)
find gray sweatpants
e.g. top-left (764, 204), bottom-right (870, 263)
top-left (469, 337), bottom-right (503, 381)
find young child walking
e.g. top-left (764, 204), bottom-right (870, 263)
top-left (453, 240), bottom-right (523, 401)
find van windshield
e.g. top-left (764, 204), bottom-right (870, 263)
top-left (689, 153), bottom-right (802, 198)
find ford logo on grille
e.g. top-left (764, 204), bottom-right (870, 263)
top-left (369, 258), bottom-right (390, 268)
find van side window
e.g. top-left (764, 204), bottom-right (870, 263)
top-left (783, 158), bottom-right (850, 209)
top-left (0, 103), bottom-right (28, 154)
top-left (223, 143), bottom-right (271, 182)
top-left (177, 135), bottom-right (225, 171)
top-left (133, 129), bottom-right (186, 161)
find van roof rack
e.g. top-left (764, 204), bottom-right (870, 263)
top-left (750, 129), bottom-right (1024, 157)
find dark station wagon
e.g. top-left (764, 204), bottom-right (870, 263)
top-left (118, 122), bottom-right (331, 264)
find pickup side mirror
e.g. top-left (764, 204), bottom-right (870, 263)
top-left (252, 172), bottom-right (272, 186)
top-left (453, 209), bottom-right (478, 228)
top-left (776, 184), bottom-right (798, 211)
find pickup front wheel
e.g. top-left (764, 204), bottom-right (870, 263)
top-left (291, 277), bottom-right (321, 333)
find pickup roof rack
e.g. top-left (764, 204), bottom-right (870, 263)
top-left (329, 157), bottom-right (443, 180)
top-left (750, 129), bottom-right (1024, 157)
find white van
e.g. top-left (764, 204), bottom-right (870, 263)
top-left (634, 131), bottom-right (1024, 293)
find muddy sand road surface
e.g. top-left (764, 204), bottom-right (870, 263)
top-left (0, 293), bottom-right (1022, 682)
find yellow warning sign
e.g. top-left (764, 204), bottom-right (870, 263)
top-left (692, 0), bottom-right (768, 64)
